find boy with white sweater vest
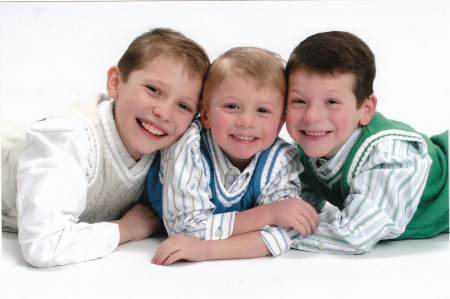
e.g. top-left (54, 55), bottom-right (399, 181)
top-left (1, 28), bottom-right (210, 267)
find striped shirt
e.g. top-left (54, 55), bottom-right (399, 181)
top-left (290, 126), bottom-right (433, 254)
top-left (160, 120), bottom-right (302, 256)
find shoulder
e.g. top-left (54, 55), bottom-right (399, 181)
top-left (361, 112), bottom-right (428, 153)
top-left (26, 109), bottom-right (96, 167)
top-left (161, 119), bottom-right (203, 161)
top-left (258, 137), bottom-right (301, 176)
top-left (265, 137), bottom-right (300, 162)
top-left (346, 129), bottom-right (430, 183)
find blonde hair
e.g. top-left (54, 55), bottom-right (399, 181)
top-left (202, 47), bottom-right (286, 106)
top-left (118, 28), bottom-right (210, 82)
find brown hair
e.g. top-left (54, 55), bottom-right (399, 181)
top-left (285, 31), bottom-right (375, 108)
top-left (118, 28), bottom-right (210, 82)
top-left (202, 47), bottom-right (286, 107)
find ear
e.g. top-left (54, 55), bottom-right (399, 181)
top-left (277, 113), bottom-right (286, 134)
top-left (359, 94), bottom-right (377, 126)
top-left (106, 66), bottom-right (120, 99)
top-left (199, 99), bottom-right (211, 129)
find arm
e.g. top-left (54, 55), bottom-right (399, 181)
top-left (238, 141), bottom-right (318, 256)
top-left (233, 142), bottom-right (319, 236)
top-left (233, 198), bottom-right (319, 236)
top-left (152, 232), bottom-right (270, 266)
top-left (291, 139), bottom-right (432, 254)
top-left (111, 203), bottom-right (162, 244)
top-left (17, 117), bottom-right (132, 267)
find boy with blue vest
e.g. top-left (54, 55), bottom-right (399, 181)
top-left (1, 28), bottom-right (210, 267)
top-left (150, 47), bottom-right (319, 265)
top-left (285, 31), bottom-right (448, 254)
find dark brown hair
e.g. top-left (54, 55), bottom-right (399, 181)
top-left (118, 28), bottom-right (210, 82)
top-left (286, 31), bottom-right (375, 108)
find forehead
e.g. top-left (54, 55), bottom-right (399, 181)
top-left (134, 55), bottom-right (202, 81)
top-left (289, 69), bottom-right (356, 91)
top-left (217, 73), bottom-right (284, 98)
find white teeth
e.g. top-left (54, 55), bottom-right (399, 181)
top-left (234, 135), bottom-right (255, 141)
top-left (142, 122), bottom-right (165, 136)
top-left (305, 131), bottom-right (326, 136)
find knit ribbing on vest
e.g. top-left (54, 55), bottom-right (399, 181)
top-left (299, 112), bottom-right (448, 239)
top-left (60, 95), bottom-right (153, 223)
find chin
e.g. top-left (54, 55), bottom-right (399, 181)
top-left (299, 146), bottom-right (327, 158)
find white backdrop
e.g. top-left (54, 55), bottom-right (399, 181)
top-left (1, 0), bottom-right (449, 141)
top-left (1, 2), bottom-right (450, 298)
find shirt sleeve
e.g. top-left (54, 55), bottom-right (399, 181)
top-left (256, 141), bottom-right (303, 256)
top-left (290, 138), bottom-right (432, 254)
top-left (161, 121), bottom-right (236, 240)
top-left (16, 116), bottom-right (120, 268)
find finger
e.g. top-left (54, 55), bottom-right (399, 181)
top-left (292, 217), bottom-right (307, 236)
top-left (301, 210), bottom-right (319, 231)
top-left (297, 216), bottom-right (312, 235)
top-left (152, 239), bottom-right (176, 265)
top-left (298, 203), bottom-right (320, 229)
top-left (163, 250), bottom-right (184, 266)
top-left (299, 210), bottom-right (320, 234)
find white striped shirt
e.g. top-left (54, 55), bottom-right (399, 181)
top-left (160, 120), bottom-right (302, 256)
top-left (290, 127), bottom-right (432, 254)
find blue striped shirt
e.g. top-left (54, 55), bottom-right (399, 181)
top-left (160, 120), bottom-right (302, 256)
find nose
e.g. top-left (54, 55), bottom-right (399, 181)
top-left (303, 104), bottom-right (324, 124)
top-left (153, 102), bottom-right (172, 122)
top-left (235, 110), bottom-right (255, 128)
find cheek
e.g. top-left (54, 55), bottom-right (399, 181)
top-left (332, 113), bottom-right (357, 135)
top-left (285, 111), bottom-right (299, 131)
top-left (174, 115), bottom-right (195, 136)
top-left (209, 112), bottom-right (228, 128)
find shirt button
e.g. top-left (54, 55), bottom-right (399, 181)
top-left (230, 168), bottom-right (239, 176)
top-left (215, 228), bottom-right (223, 237)
top-left (318, 242), bottom-right (326, 250)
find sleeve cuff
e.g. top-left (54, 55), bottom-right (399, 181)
top-left (204, 212), bottom-right (236, 240)
top-left (260, 225), bottom-right (291, 256)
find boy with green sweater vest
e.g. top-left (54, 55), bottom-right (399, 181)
top-left (285, 31), bottom-right (448, 254)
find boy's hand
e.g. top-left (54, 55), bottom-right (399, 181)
top-left (269, 198), bottom-right (319, 236)
top-left (152, 234), bottom-right (208, 266)
top-left (111, 203), bottom-right (162, 244)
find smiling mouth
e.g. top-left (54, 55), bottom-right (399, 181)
top-left (137, 119), bottom-right (167, 136)
top-left (303, 130), bottom-right (328, 137)
top-left (232, 134), bottom-right (256, 141)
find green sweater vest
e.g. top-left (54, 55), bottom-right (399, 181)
top-left (297, 112), bottom-right (448, 239)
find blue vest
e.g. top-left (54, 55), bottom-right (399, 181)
top-left (144, 131), bottom-right (280, 219)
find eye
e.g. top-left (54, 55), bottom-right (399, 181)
top-left (224, 104), bottom-right (239, 110)
top-left (178, 103), bottom-right (193, 113)
top-left (257, 107), bottom-right (269, 113)
top-left (289, 98), bottom-right (306, 105)
top-left (326, 99), bottom-right (338, 104)
top-left (147, 85), bottom-right (160, 95)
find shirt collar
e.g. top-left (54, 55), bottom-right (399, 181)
top-left (310, 126), bottom-right (362, 176)
top-left (205, 130), bottom-right (258, 187)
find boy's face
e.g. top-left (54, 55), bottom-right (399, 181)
top-left (286, 69), bottom-right (374, 159)
top-left (201, 73), bottom-right (284, 170)
top-left (108, 56), bottom-right (202, 160)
